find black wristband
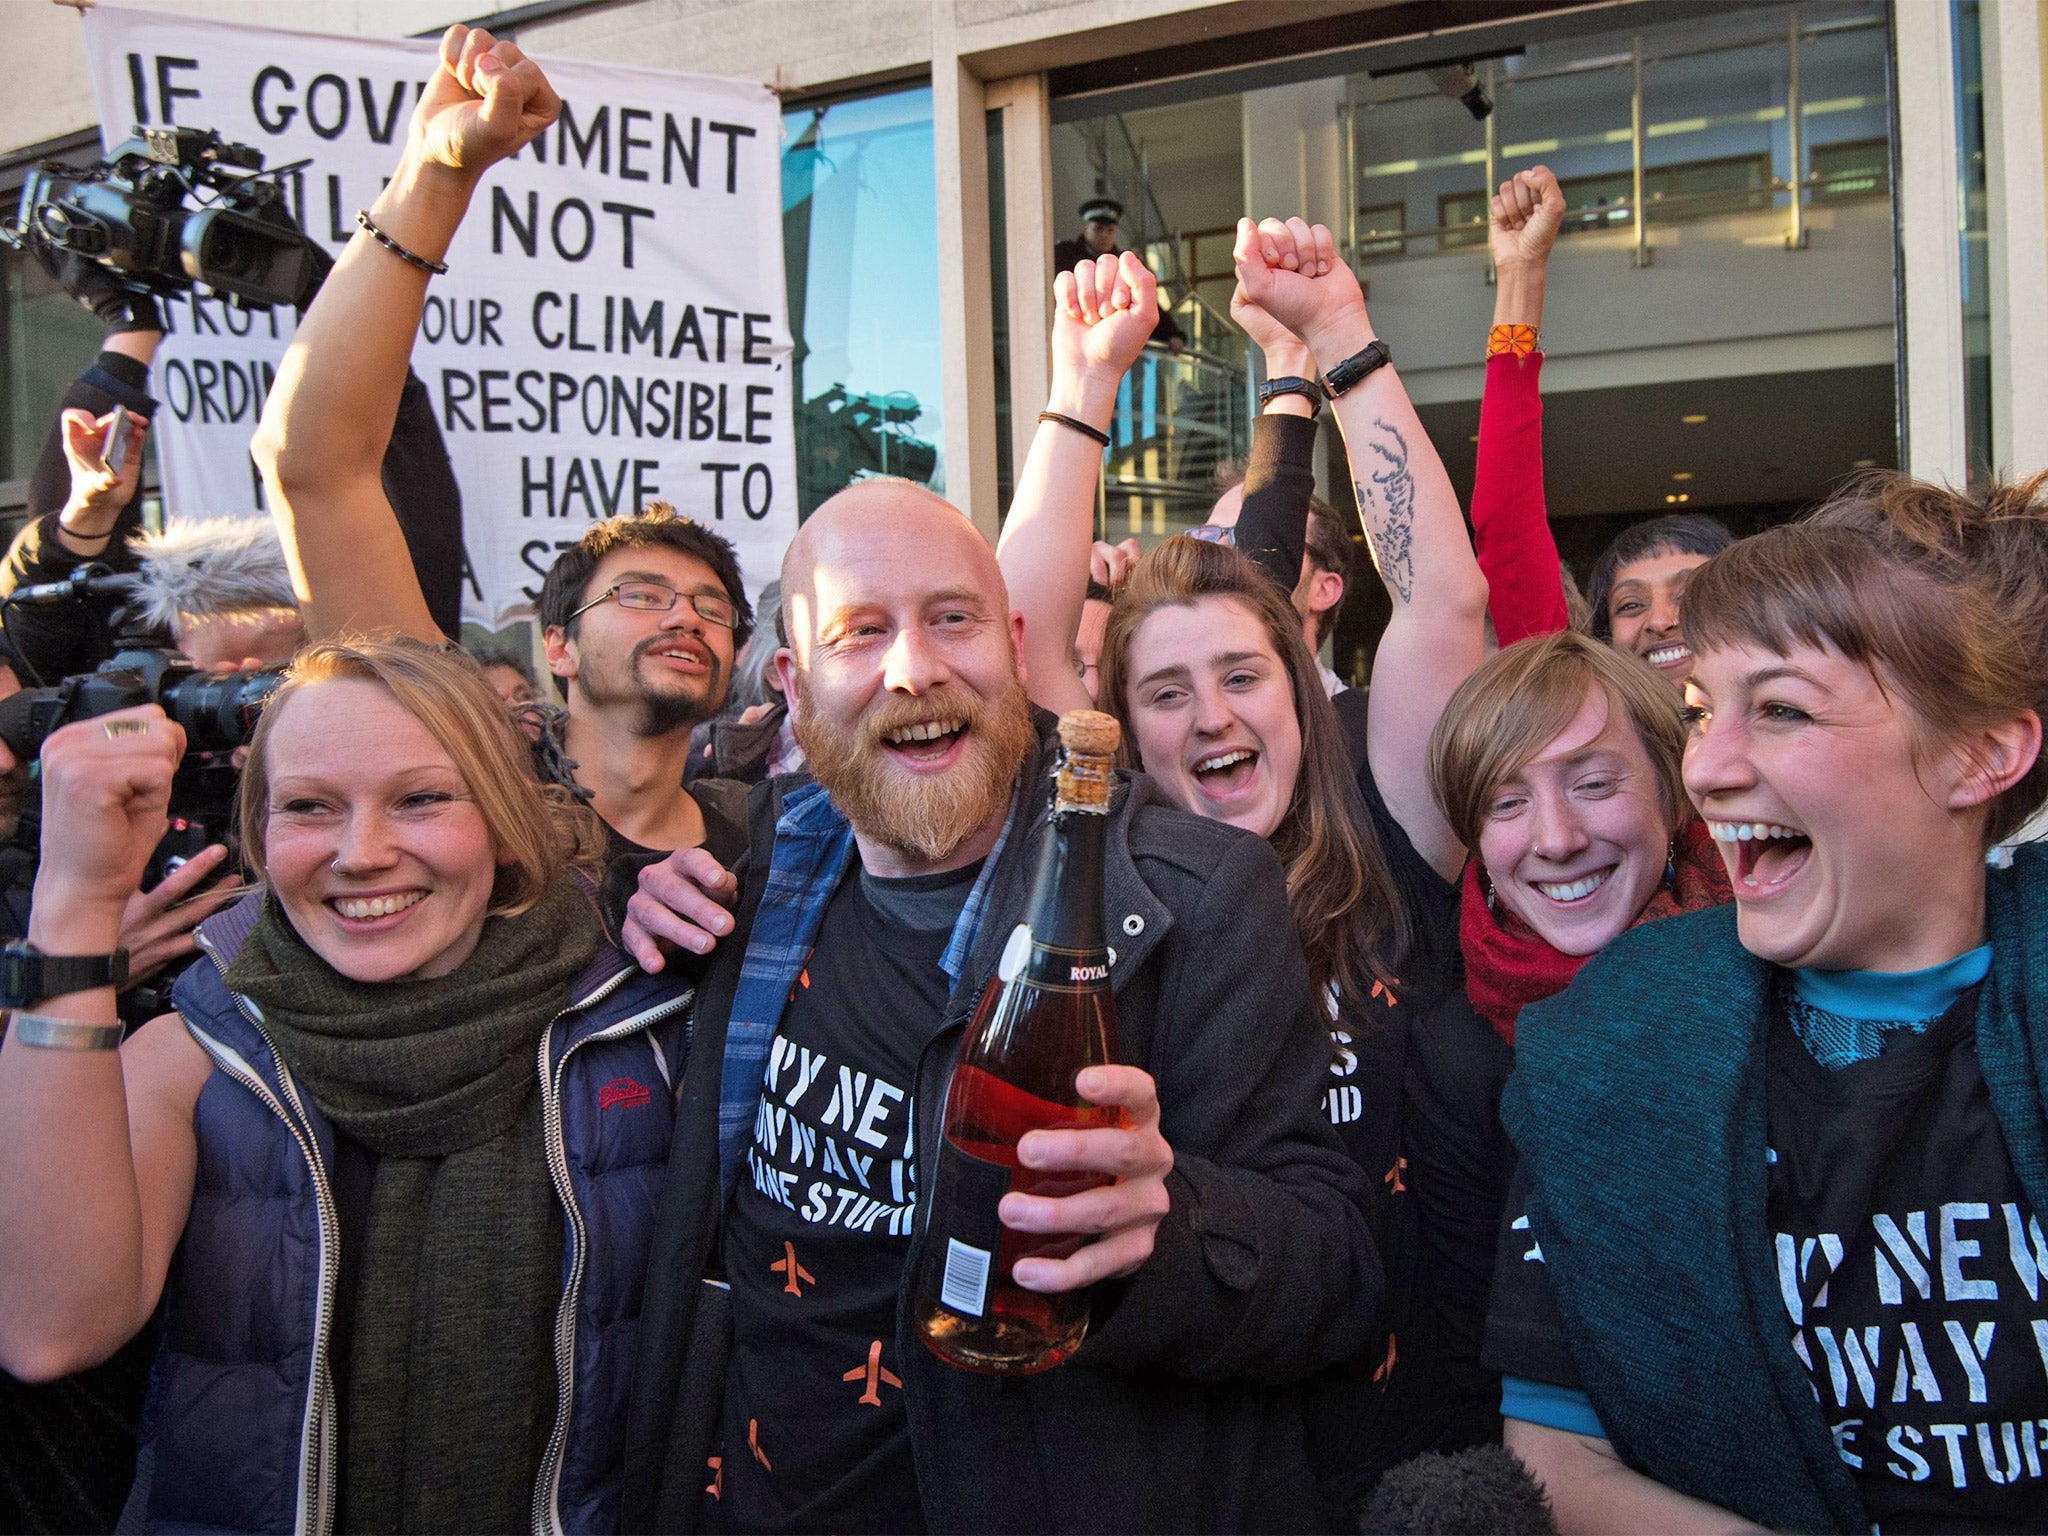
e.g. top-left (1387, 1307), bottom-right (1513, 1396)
top-left (1037, 411), bottom-right (1111, 448)
top-left (1320, 339), bottom-right (1394, 400)
top-left (0, 942), bottom-right (130, 1009)
top-left (1257, 375), bottom-right (1325, 411)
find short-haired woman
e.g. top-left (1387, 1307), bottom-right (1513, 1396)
top-left (1585, 512), bottom-right (1735, 686)
top-left (0, 637), bottom-right (691, 1534)
top-left (1490, 472), bottom-right (2048, 1532)
top-left (1430, 629), bottom-right (1730, 1041)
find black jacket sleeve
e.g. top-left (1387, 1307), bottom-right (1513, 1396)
top-left (1081, 829), bottom-right (1381, 1383)
top-left (1231, 411), bottom-right (1319, 598)
top-left (382, 368), bottom-right (465, 640)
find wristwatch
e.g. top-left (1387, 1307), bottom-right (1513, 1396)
top-left (1320, 339), bottom-right (1394, 400)
top-left (0, 940), bottom-right (129, 1008)
top-left (1256, 375), bottom-right (1325, 411)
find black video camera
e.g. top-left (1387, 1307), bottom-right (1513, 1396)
top-left (1, 126), bottom-right (325, 311)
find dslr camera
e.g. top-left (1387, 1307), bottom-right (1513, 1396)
top-left (0, 567), bottom-right (283, 881)
top-left (1, 125), bottom-right (325, 310)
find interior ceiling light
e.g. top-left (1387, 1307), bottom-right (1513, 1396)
top-left (1681, 413), bottom-right (1708, 424)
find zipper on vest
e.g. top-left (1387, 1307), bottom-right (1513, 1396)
top-left (183, 952), bottom-right (342, 1536)
top-left (531, 974), bottom-right (695, 1536)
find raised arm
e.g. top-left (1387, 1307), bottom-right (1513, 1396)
top-left (1475, 166), bottom-right (1569, 646)
top-left (0, 708), bottom-right (212, 1380)
top-left (996, 251), bottom-right (1159, 717)
top-left (1234, 218), bottom-right (1486, 879)
top-left (1225, 286), bottom-right (1321, 597)
top-left (251, 26), bottom-right (559, 643)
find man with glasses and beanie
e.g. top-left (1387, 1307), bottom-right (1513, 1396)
top-left (1053, 196), bottom-right (1186, 355)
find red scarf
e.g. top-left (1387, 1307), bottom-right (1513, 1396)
top-left (1460, 818), bottom-right (1732, 1044)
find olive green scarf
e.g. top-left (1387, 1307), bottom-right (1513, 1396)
top-left (224, 880), bottom-right (600, 1534)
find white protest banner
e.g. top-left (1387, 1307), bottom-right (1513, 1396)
top-left (79, 5), bottom-right (795, 627)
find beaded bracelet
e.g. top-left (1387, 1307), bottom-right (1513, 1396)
top-left (355, 210), bottom-right (449, 277)
top-left (1487, 323), bottom-right (1539, 359)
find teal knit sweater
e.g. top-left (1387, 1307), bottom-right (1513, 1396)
top-left (1502, 845), bottom-right (2048, 1534)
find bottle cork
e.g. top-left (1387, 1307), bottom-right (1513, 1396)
top-left (1056, 709), bottom-right (1121, 759)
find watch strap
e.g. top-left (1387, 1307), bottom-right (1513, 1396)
top-left (0, 942), bottom-right (131, 1008)
top-left (1256, 375), bottom-right (1326, 410)
top-left (8, 1011), bottom-right (124, 1052)
top-left (1320, 339), bottom-right (1394, 399)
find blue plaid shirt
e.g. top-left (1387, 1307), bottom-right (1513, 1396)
top-left (715, 776), bottom-right (1022, 1194)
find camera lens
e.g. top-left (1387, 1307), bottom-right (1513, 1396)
top-left (200, 220), bottom-right (257, 278)
top-left (160, 665), bottom-right (284, 754)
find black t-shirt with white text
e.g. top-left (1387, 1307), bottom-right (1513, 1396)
top-left (711, 860), bottom-right (977, 1534)
top-left (1485, 984), bottom-right (2048, 1532)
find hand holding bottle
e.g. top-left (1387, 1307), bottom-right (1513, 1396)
top-left (999, 1064), bottom-right (1174, 1291)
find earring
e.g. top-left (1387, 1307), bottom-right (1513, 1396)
top-left (1664, 840), bottom-right (1678, 887)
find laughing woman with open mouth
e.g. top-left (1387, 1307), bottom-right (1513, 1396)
top-left (1486, 470), bottom-right (2048, 1533)
top-left (0, 637), bottom-right (691, 1535)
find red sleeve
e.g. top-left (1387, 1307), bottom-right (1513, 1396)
top-left (1472, 351), bottom-right (1569, 645)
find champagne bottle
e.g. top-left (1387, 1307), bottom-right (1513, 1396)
top-left (914, 710), bottom-right (1124, 1375)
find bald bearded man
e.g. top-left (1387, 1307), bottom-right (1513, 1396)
top-left (623, 480), bottom-right (1378, 1534)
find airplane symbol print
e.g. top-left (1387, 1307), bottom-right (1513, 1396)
top-left (771, 1241), bottom-right (815, 1297)
top-left (843, 1340), bottom-right (902, 1406)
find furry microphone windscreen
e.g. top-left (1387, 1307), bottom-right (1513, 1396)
top-left (1358, 1446), bottom-right (1557, 1535)
top-left (123, 517), bottom-right (300, 632)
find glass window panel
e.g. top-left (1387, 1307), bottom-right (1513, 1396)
top-left (1052, 0), bottom-right (1896, 675)
top-left (1491, 42), bottom-right (1636, 238)
top-left (782, 86), bottom-right (945, 517)
top-left (1348, 81), bottom-right (1488, 258)
top-left (0, 245), bottom-right (106, 486)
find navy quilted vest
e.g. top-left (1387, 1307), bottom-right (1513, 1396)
top-left (133, 899), bottom-right (690, 1536)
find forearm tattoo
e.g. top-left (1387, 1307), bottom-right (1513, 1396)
top-left (1354, 420), bottom-right (1416, 604)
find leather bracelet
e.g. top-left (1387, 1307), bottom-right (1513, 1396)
top-left (8, 1011), bottom-right (123, 1052)
top-left (1037, 411), bottom-right (1111, 448)
top-left (355, 210), bottom-right (449, 277)
top-left (1319, 339), bottom-right (1394, 399)
top-left (1257, 375), bottom-right (1326, 411)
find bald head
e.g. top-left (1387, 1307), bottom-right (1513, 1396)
top-left (781, 480), bottom-right (1009, 663)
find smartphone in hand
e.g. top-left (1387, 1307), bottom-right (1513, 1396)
top-left (99, 405), bottom-right (134, 477)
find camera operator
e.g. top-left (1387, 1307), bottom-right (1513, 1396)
top-left (2, 226), bottom-right (467, 660)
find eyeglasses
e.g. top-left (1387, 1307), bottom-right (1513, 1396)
top-left (1186, 525), bottom-right (1237, 547)
top-left (567, 580), bottom-right (739, 629)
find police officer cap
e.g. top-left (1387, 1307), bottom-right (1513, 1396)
top-left (1080, 197), bottom-right (1123, 224)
